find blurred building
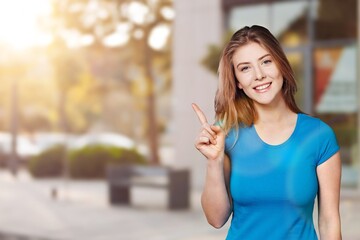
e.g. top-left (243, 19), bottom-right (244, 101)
top-left (173, 0), bottom-right (359, 189)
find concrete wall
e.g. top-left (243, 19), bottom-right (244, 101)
top-left (172, 0), bottom-right (223, 189)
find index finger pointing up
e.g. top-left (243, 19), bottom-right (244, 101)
top-left (191, 103), bottom-right (208, 125)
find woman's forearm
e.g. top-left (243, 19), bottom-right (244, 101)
top-left (319, 216), bottom-right (342, 240)
top-left (201, 156), bottom-right (232, 228)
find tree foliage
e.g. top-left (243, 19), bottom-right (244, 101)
top-left (48, 0), bottom-right (174, 164)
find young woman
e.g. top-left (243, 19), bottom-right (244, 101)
top-left (192, 25), bottom-right (342, 239)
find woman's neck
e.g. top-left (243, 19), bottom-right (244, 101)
top-left (254, 98), bottom-right (294, 125)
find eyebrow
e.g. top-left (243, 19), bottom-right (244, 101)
top-left (236, 54), bottom-right (271, 68)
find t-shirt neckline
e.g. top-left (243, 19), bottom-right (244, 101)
top-left (252, 113), bottom-right (301, 148)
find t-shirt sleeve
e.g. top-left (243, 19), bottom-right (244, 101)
top-left (224, 132), bottom-right (232, 155)
top-left (317, 121), bottom-right (340, 166)
top-left (225, 127), bottom-right (239, 157)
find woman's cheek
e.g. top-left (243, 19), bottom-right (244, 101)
top-left (266, 66), bottom-right (281, 78)
top-left (236, 73), bottom-right (252, 88)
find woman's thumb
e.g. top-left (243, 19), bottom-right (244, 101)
top-left (210, 125), bottom-right (223, 134)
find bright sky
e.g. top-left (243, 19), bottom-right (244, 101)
top-left (0, 0), bottom-right (52, 50)
top-left (0, 0), bottom-right (173, 50)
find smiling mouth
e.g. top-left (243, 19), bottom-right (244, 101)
top-left (254, 82), bottom-right (272, 91)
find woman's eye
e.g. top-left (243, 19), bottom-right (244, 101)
top-left (240, 66), bottom-right (249, 72)
top-left (263, 59), bottom-right (272, 65)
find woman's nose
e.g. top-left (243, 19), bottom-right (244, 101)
top-left (254, 66), bottom-right (265, 81)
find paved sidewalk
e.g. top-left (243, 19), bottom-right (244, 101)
top-left (0, 170), bottom-right (228, 240)
top-left (0, 169), bottom-right (360, 240)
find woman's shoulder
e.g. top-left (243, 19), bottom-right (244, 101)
top-left (299, 112), bottom-right (324, 125)
top-left (298, 112), bottom-right (335, 134)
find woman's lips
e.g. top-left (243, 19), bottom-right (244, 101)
top-left (253, 82), bottom-right (272, 93)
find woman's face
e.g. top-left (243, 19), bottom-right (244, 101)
top-left (232, 42), bottom-right (284, 107)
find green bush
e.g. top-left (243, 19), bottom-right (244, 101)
top-left (110, 148), bottom-right (147, 165)
top-left (68, 145), bottom-right (146, 179)
top-left (28, 145), bottom-right (65, 178)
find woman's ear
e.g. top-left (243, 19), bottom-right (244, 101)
top-left (237, 82), bottom-right (243, 89)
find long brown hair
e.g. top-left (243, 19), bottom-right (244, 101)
top-left (215, 25), bottom-right (302, 135)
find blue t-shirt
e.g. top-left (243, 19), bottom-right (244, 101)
top-left (224, 113), bottom-right (339, 240)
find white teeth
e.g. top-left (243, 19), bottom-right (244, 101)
top-left (255, 83), bottom-right (271, 90)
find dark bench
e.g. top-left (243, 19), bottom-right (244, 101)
top-left (106, 165), bottom-right (190, 210)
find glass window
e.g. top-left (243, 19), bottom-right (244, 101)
top-left (286, 52), bottom-right (305, 110)
top-left (273, 1), bottom-right (308, 47)
top-left (228, 1), bottom-right (309, 47)
top-left (228, 4), bottom-right (270, 31)
top-left (314, 45), bottom-right (358, 187)
top-left (314, 0), bottom-right (357, 40)
top-left (314, 46), bottom-right (357, 113)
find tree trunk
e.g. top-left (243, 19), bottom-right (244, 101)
top-left (144, 29), bottom-right (160, 165)
top-left (146, 77), bottom-right (160, 165)
top-left (9, 78), bottom-right (18, 175)
top-left (59, 90), bottom-right (69, 133)
top-left (59, 90), bottom-right (70, 178)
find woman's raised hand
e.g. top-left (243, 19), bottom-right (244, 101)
top-left (192, 103), bottom-right (225, 161)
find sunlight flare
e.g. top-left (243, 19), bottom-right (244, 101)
top-left (0, 0), bottom-right (51, 50)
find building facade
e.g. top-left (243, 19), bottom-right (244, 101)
top-left (173, 0), bottom-right (359, 189)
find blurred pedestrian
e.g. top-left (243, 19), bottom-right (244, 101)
top-left (192, 25), bottom-right (341, 240)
